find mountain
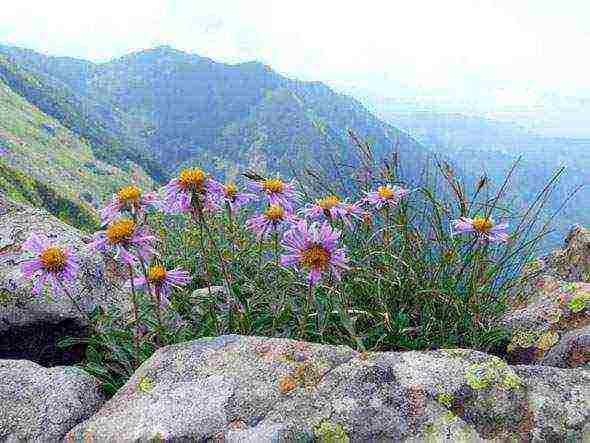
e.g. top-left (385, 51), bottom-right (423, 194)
top-left (369, 110), bottom-right (590, 249)
top-left (0, 45), bottom-right (428, 184)
top-left (0, 47), bottom-right (168, 183)
top-left (0, 56), bottom-right (154, 230)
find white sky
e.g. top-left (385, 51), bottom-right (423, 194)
top-left (1, 0), bottom-right (589, 109)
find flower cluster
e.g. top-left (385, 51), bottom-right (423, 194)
top-left (17, 160), bottom-right (514, 377)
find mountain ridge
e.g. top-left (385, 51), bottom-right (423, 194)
top-left (0, 44), bottom-right (427, 184)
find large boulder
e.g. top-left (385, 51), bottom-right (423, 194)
top-left (0, 196), bottom-right (127, 366)
top-left (66, 335), bottom-right (590, 442)
top-left (503, 225), bottom-right (590, 367)
top-left (0, 359), bottom-right (105, 442)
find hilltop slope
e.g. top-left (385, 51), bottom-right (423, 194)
top-left (0, 45), bottom-right (428, 183)
top-left (0, 67), bottom-right (153, 230)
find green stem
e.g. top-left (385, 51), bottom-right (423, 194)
top-left (60, 283), bottom-right (98, 335)
top-left (198, 208), bottom-right (235, 330)
top-left (299, 281), bottom-right (313, 339)
top-left (226, 202), bottom-right (236, 258)
top-left (190, 199), bottom-right (218, 334)
top-left (154, 285), bottom-right (163, 347)
top-left (273, 231), bottom-right (280, 267)
top-left (127, 263), bottom-right (140, 368)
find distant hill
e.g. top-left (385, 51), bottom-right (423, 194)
top-left (370, 110), bottom-right (590, 249)
top-left (0, 60), bottom-right (154, 230)
top-left (0, 45), bottom-right (429, 185)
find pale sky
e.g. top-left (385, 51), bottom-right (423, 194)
top-left (1, 0), bottom-right (589, 120)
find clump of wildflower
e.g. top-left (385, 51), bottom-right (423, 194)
top-left (20, 233), bottom-right (79, 295)
top-left (364, 184), bottom-right (410, 210)
top-left (450, 216), bottom-right (509, 243)
top-left (161, 168), bottom-right (222, 213)
top-left (133, 264), bottom-right (191, 308)
top-left (302, 195), bottom-right (348, 222)
top-left (89, 218), bottom-right (157, 265)
top-left (246, 204), bottom-right (296, 239)
top-left (281, 219), bottom-right (349, 286)
top-left (212, 182), bottom-right (257, 213)
top-left (248, 176), bottom-right (299, 211)
top-left (101, 185), bottom-right (160, 225)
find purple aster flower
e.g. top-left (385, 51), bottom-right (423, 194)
top-left (100, 185), bottom-right (160, 225)
top-left (19, 233), bottom-right (79, 295)
top-left (302, 195), bottom-right (348, 222)
top-left (89, 219), bottom-right (157, 265)
top-left (0, 147), bottom-right (10, 156)
top-left (212, 182), bottom-right (258, 213)
top-left (201, 194), bottom-right (223, 215)
top-left (364, 184), bottom-right (411, 210)
top-left (450, 216), bottom-right (509, 243)
top-left (342, 201), bottom-right (368, 228)
top-left (132, 265), bottom-right (191, 308)
top-left (246, 204), bottom-right (296, 240)
top-left (248, 177), bottom-right (299, 212)
top-left (280, 219), bottom-right (349, 286)
top-left (160, 168), bottom-right (222, 213)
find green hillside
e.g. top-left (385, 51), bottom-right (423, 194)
top-left (0, 51), bottom-right (168, 183)
top-left (0, 75), bottom-right (153, 231)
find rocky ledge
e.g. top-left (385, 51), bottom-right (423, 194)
top-left (11, 334), bottom-right (583, 442)
top-left (503, 224), bottom-right (590, 368)
top-left (0, 196), bottom-right (128, 366)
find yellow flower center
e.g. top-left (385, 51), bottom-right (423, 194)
top-left (40, 247), bottom-right (67, 273)
top-left (148, 265), bottom-right (167, 283)
top-left (265, 204), bottom-right (285, 221)
top-left (106, 219), bottom-right (136, 244)
top-left (178, 168), bottom-right (206, 192)
top-left (117, 185), bottom-right (142, 205)
top-left (301, 244), bottom-right (331, 271)
top-left (472, 216), bottom-right (494, 232)
top-left (316, 195), bottom-right (340, 210)
top-left (377, 185), bottom-right (395, 200)
top-left (226, 183), bottom-right (238, 200)
top-left (262, 178), bottom-right (285, 194)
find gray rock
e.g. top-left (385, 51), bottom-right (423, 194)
top-left (503, 225), bottom-right (590, 366)
top-left (542, 324), bottom-right (590, 368)
top-left (66, 335), bottom-right (590, 442)
top-left (0, 359), bottom-right (105, 442)
top-left (0, 201), bottom-right (128, 365)
top-left (225, 423), bottom-right (295, 442)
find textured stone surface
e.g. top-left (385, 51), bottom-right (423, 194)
top-left (0, 199), bottom-right (127, 365)
top-left (504, 224), bottom-right (590, 366)
top-left (542, 324), bottom-right (590, 369)
top-left (0, 359), bottom-right (105, 442)
top-left (67, 335), bottom-right (590, 442)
